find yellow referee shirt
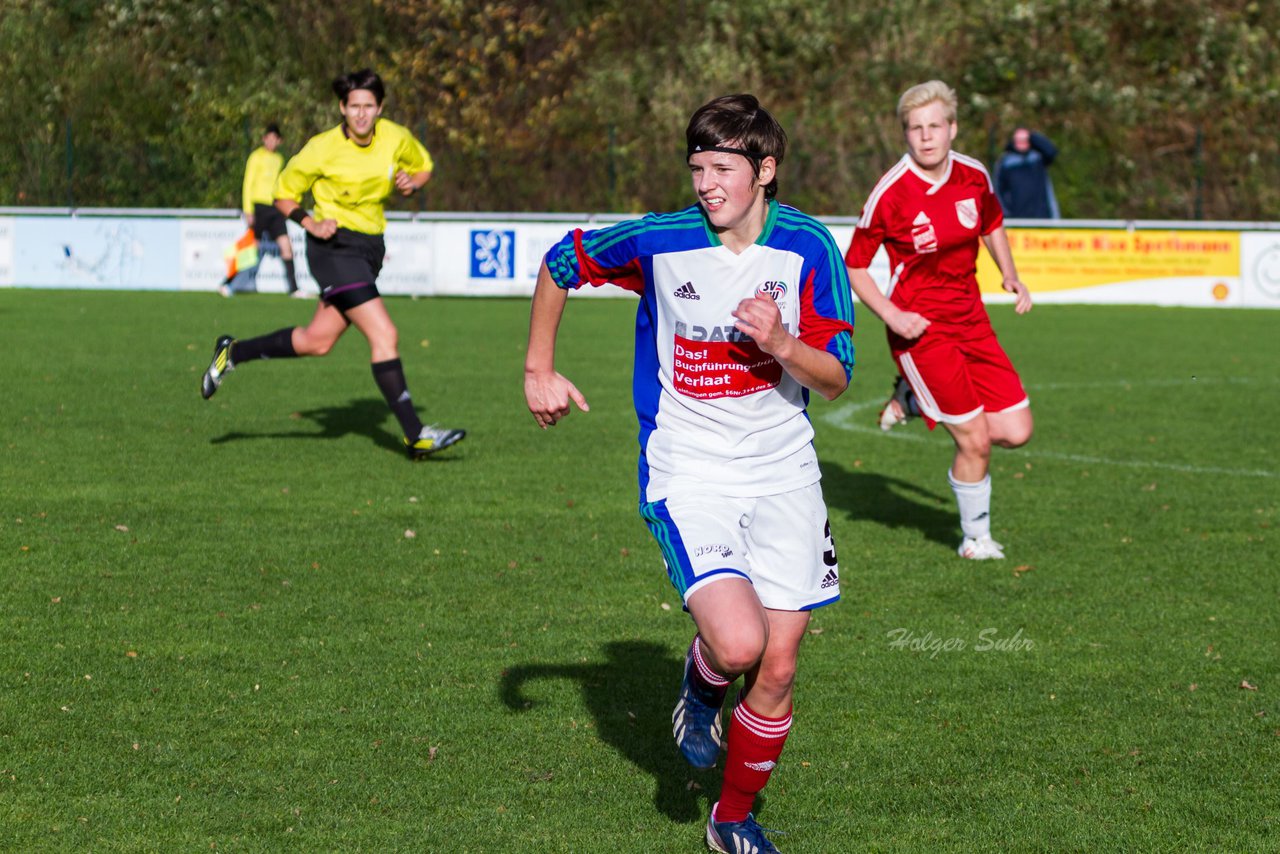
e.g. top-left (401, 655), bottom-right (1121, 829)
top-left (242, 147), bottom-right (284, 214)
top-left (274, 119), bottom-right (433, 235)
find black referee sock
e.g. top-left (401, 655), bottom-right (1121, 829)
top-left (371, 358), bottom-right (424, 439)
top-left (283, 259), bottom-right (298, 293)
top-left (230, 327), bottom-right (297, 364)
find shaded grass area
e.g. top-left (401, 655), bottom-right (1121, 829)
top-left (1, 290), bottom-right (1277, 851)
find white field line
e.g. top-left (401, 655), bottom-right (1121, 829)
top-left (821, 378), bottom-right (1278, 479)
top-left (999, 448), bottom-right (1277, 479)
top-left (1027, 376), bottom-right (1279, 391)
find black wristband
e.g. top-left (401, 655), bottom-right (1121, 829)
top-left (288, 208), bottom-right (310, 226)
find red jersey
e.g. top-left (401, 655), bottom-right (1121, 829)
top-left (844, 152), bottom-right (1003, 339)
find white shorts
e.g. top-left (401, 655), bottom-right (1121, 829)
top-left (639, 482), bottom-right (840, 611)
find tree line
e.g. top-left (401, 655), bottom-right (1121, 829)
top-left (3, 0), bottom-right (1277, 220)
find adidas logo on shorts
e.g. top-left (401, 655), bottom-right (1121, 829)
top-left (820, 568), bottom-right (839, 590)
top-left (674, 282), bottom-right (700, 300)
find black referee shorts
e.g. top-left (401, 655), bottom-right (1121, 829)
top-left (306, 228), bottom-right (386, 314)
top-left (252, 203), bottom-right (288, 241)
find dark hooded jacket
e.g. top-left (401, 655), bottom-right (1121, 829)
top-left (994, 131), bottom-right (1059, 219)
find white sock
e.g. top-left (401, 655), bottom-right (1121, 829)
top-left (948, 470), bottom-right (992, 539)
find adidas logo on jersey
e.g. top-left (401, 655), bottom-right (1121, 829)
top-left (820, 567), bottom-right (839, 590)
top-left (674, 282), bottom-right (700, 300)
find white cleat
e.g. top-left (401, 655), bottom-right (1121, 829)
top-left (958, 534), bottom-right (1005, 560)
top-left (878, 376), bottom-right (914, 432)
top-left (878, 398), bottom-right (908, 431)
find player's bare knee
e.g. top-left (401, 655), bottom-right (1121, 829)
top-left (755, 659), bottom-right (798, 698)
top-left (994, 425), bottom-right (1033, 449)
top-left (704, 631), bottom-right (767, 676)
top-left (296, 333), bottom-right (334, 357)
top-left (991, 412), bottom-right (1033, 448)
top-left (957, 434), bottom-right (992, 462)
top-left (718, 647), bottom-right (765, 676)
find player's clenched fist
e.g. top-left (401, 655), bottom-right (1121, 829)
top-left (394, 170), bottom-right (417, 196)
top-left (732, 293), bottom-right (789, 355)
top-left (308, 218), bottom-right (339, 240)
top-left (885, 307), bottom-right (931, 340)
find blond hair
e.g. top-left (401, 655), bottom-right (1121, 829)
top-left (897, 80), bottom-right (958, 128)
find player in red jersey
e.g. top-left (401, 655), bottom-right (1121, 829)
top-left (844, 80), bottom-right (1033, 560)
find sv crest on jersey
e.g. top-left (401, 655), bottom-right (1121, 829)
top-left (955, 198), bottom-right (979, 231)
top-left (756, 280), bottom-right (788, 301)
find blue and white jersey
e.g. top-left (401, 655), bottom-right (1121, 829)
top-left (545, 200), bottom-right (855, 500)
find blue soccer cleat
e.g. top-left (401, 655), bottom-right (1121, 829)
top-left (672, 645), bottom-right (726, 769)
top-left (706, 802), bottom-right (783, 854)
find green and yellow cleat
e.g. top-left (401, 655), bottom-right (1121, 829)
top-left (404, 425), bottom-right (467, 460)
top-left (201, 335), bottom-right (235, 400)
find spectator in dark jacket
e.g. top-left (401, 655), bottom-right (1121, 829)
top-left (994, 127), bottom-right (1060, 219)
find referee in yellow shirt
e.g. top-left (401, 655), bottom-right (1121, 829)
top-left (201, 69), bottom-right (465, 460)
top-left (239, 123), bottom-right (300, 295)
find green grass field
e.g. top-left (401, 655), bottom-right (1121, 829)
top-left (2, 289), bottom-right (1277, 852)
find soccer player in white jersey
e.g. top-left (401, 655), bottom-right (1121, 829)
top-left (526, 95), bottom-right (855, 854)
top-left (844, 80), bottom-right (1034, 560)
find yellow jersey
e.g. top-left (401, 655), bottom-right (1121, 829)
top-left (242, 146), bottom-right (284, 213)
top-left (274, 119), bottom-right (433, 235)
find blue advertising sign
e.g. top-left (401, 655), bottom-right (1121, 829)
top-left (470, 228), bottom-right (515, 279)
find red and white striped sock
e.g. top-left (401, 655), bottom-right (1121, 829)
top-left (716, 698), bottom-right (792, 823)
top-left (692, 635), bottom-right (732, 694)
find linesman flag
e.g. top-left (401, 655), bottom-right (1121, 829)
top-left (223, 228), bottom-right (260, 279)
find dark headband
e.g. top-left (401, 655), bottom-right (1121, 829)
top-left (687, 144), bottom-right (765, 161)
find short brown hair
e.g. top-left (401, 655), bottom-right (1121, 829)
top-left (686, 94), bottom-right (787, 200)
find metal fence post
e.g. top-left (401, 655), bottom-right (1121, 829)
top-left (1194, 127), bottom-right (1204, 221)
top-left (608, 124), bottom-right (618, 210)
top-left (65, 118), bottom-right (75, 209)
